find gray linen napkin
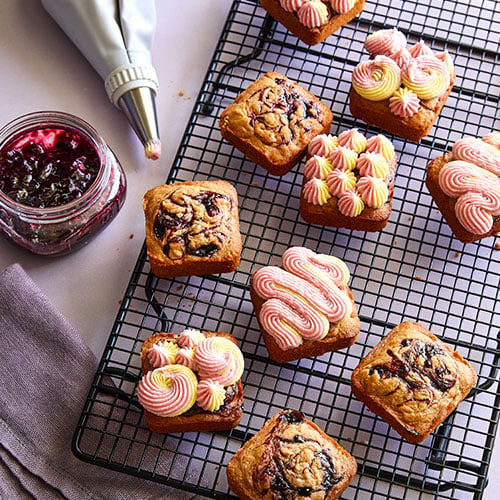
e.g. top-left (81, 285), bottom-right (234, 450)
top-left (0, 263), bottom-right (198, 500)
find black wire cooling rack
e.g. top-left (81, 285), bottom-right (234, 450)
top-left (72, 1), bottom-right (500, 498)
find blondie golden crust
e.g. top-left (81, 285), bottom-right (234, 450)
top-left (226, 410), bottom-right (357, 500)
top-left (143, 180), bottom-right (242, 278)
top-left (349, 77), bottom-right (455, 142)
top-left (351, 322), bottom-right (477, 443)
top-left (219, 72), bottom-right (333, 175)
top-left (260, 0), bottom-right (365, 46)
top-left (139, 331), bottom-right (243, 433)
top-left (300, 153), bottom-right (397, 232)
top-left (426, 153), bottom-right (500, 243)
top-left (250, 281), bottom-right (360, 363)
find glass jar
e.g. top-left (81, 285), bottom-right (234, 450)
top-left (0, 111), bottom-right (126, 255)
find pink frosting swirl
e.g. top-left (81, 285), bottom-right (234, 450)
top-left (147, 340), bottom-right (178, 368)
top-left (338, 189), bottom-right (365, 217)
top-left (196, 379), bottom-right (226, 412)
top-left (434, 51), bottom-right (455, 74)
top-left (329, 0), bottom-right (355, 14)
top-left (326, 168), bottom-right (357, 196)
top-left (252, 266), bottom-right (330, 347)
top-left (302, 177), bottom-right (331, 205)
top-left (137, 365), bottom-right (197, 417)
top-left (392, 48), bottom-right (412, 69)
top-left (352, 55), bottom-right (402, 101)
top-left (279, 0), bottom-right (307, 12)
top-left (357, 152), bottom-right (390, 178)
top-left (337, 128), bottom-right (367, 153)
top-left (452, 137), bottom-right (500, 177)
top-left (402, 55), bottom-right (451, 100)
top-left (438, 160), bottom-right (500, 234)
top-left (389, 87), bottom-right (420, 118)
top-left (253, 266), bottom-right (344, 323)
top-left (304, 155), bottom-right (333, 179)
top-left (408, 40), bottom-right (434, 58)
top-left (356, 176), bottom-right (389, 208)
top-left (364, 28), bottom-right (407, 57)
top-left (365, 134), bottom-right (395, 161)
top-left (483, 132), bottom-right (500, 149)
top-left (297, 0), bottom-right (329, 28)
top-left (175, 347), bottom-right (197, 371)
top-left (329, 146), bottom-right (358, 170)
top-left (178, 328), bottom-right (206, 348)
top-left (308, 134), bottom-right (338, 157)
top-left (281, 248), bottom-right (352, 323)
top-left (195, 336), bottom-right (244, 386)
top-left (282, 246), bottom-right (351, 288)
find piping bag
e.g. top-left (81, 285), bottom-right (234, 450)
top-left (41, 0), bottom-right (161, 160)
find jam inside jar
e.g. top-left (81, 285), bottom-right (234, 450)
top-left (0, 111), bottom-right (126, 255)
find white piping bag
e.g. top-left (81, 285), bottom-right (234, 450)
top-left (41, 0), bottom-right (161, 160)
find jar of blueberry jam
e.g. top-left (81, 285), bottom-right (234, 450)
top-left (0, 111), bottom-right (126, 255)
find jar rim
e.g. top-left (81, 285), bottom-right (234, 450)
top-left (0, 110), bottom-right (109, 218)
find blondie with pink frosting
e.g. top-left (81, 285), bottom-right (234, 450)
top-left (349, 28), bottom-right (456, 142)
top-left (137, 329), bottom-right (244, 433)
top-left (300, 128), bottom-right (397, 231)
top-left (250, 246), bottom-right (360, 363)
top-left (260, 0), bottom-right (365, 45)
top-left (425, 132), bottom-right (500, 243)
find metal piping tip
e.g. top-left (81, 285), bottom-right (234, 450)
top-left (118, 87), bottom-right (161, 160)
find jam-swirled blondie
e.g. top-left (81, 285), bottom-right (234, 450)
top-left (219, 72), bottom-right (333, 176)
top-left (143, 180), bottom-right (242, 277)
top-left (351, 322), bottom-right (477, 443)
top-left (227, 410), bottom-right (357, 500)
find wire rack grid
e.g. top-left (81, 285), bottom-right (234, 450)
top-left (72, 1), bottom-right (500, 498)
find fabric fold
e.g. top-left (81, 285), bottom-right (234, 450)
top-left (0, 263), bottom-right (192, 500)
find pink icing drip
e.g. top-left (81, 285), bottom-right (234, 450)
top-left (452, 137), bottom-right (500, 177)
top-left (364, 28), bottom-right (407, 56)
top-left (297, 1), bottom-right (329, 28)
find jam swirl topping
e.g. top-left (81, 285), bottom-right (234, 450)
top-left (245, 76), bottom-right (326, 147)
top-left (252, 410), bottom-right (343, 499)
top-left (153, 189), bottom-right (233, 260)
top-left (369, 338), bottom-right (457, 403)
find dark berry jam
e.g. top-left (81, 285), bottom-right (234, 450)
top-left (369, 339), bottom-right (457, 395)
top-left (0, 127), bottom-right (100, 208)
top-left (0, 111), bottom-right (126, 255)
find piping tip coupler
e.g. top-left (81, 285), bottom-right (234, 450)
top-left (105, 64), bottom-right (161, 160)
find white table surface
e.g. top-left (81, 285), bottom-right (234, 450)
top-left (0, 1), bottom-right (497, 499)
